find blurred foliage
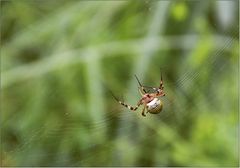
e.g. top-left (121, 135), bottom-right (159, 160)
top-left (1, 0), bottom-right (239, 167)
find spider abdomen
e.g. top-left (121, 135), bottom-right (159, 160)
top-left (146, 98), bottom-right (163, 114)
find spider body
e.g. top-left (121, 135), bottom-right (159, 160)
top-left (111, 73), bottom-right (165, 117)
top-left (147, 98), bottom-right (163, 114)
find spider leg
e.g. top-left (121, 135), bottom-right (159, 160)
top-left (143, 72), bottom-right (165, 97)
top-left (134, 74), bottom-right (164, 96)
top-left (109, 90), bottom-right (142, 111)
top-left (141, 105), bottom-right (146, 117)
top-left (146, 72), bottom-right (164, 90)
top-left (119, 100), bottom-right (142, 111)
top-left (155, 72), bottom-right (165, 96)
top-left (134, 74), bottom-right (147, 95)
top-left (142, 85), bottom-right (164, 97)
top-left (159, 71), bottom-right (164, 90)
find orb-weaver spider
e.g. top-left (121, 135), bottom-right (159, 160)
top-left (111, 73), bottom-right (166, 117)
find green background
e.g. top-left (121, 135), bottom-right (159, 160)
top-left (1, 0), bottom-right (239, 166)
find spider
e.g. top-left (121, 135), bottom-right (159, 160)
top-left (111, 73), bottom-right (166, 117)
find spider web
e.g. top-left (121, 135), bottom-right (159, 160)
top-left (2, 35), bottom-right (237, 166)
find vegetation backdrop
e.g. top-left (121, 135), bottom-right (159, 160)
top-left (1, 0), bottom-right (239, 166)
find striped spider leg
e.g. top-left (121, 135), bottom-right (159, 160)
top-left (111, 73), bottom-right (166, 117)
top-left (110, 90), bottom-right (143, 113)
